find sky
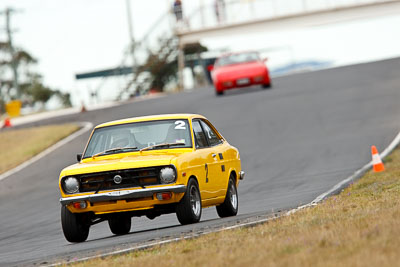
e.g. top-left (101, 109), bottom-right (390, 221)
top-left (1, 0), bottom-right (400, 107)
top-left (0, 0), bottom-right (173, 106)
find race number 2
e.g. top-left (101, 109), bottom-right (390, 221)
top-left (174, 120), bottom-right (186, 130)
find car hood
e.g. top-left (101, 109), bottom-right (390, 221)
top-left (213, 61), bottom-right (266, 78)
top-left (61, 153), bottom-right (180, 177)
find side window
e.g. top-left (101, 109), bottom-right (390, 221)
top-left (200, 120), bottom-right (222, 146)
top-left (192, 120), bottom-right (208, 148)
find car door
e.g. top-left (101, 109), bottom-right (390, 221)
top-left (192, 119), bottom-right (218, 200)
top-left (199, 120), bottom-right (226, 198)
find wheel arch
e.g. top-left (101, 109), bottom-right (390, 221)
top-left (230, 170), bottom-right (237, 183)
top-left (188, 175), bottom-right (200, 187)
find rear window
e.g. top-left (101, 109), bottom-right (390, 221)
top-left (215, 52), bottom-right (260, 67)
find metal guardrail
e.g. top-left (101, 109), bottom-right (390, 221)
top-left (179, 0), bottom-right (392, 32)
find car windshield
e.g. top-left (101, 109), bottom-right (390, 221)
top-left (215, 52), bottom-right (259, 67)
top-left (83, 119), bottom-right (192, 158)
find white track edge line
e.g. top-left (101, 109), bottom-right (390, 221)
top-left (311, 130), bottom-right (400, 205)
top-left (0, 122), bottom-right (93, 182)
top-left (47, 129), bottom-right (400, 267)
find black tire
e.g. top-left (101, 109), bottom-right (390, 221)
top-left (216, 90), bottom-right (224, 96)
top-left (61, 206), bottom-right (90, 243)
top-left (262, 82), bottom-right (272, 89)
top-left (108, 213), bottom-right (131, 235)
top-left (176, 178), bottom-right (202, 225)
top-left (216, 175), bottom-right (238, 218)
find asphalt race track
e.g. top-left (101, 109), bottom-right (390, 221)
top-left (0, 58), bottom-right (399, 266)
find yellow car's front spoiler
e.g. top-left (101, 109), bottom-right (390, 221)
top-left (60, 185), bottom-right (186, 206)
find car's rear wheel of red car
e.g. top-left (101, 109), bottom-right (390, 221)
top-left (176, 178), bottom-right (202, 224)
top-left (262, 82), bottom-right (272, 89)
top-left (108, 213), bottom-right (131, 235)
top-left (61, 206), bottom-right (90, 243)
top-left (216, 175), bottom-right (238, 218)
top-left (216, 90), bottom-right (224, 96)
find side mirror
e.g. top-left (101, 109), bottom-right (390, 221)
top-left (262, 58), bottom-right (268, 62)
top-left (77, 154), bottom-right (82, 162)
top-left (207, 65), bottom-right (214, 71)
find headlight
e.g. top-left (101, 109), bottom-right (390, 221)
top-left (159, 167), bottom-right (176, 184)
top-left (64, 177), bottom-right (79, 194)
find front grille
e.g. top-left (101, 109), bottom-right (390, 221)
top-left (75, 167), bottom-right (161, 193)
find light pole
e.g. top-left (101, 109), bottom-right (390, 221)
top-left (200, 0), bottom-right (205, 27)
top-left (2, 8), bottom-right (20, 98)
top-left (125, 0), bottom-right (136, 75)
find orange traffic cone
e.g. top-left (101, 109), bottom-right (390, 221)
top-left (2, 117), bottom-right (12, 128)
top-left (371, 145), bottom-right (385, 172)
top-left (80, 101), bottom-right (86, 113)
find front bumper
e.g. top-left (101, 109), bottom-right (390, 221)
top-left (60, 185), bottom-right (186, 206)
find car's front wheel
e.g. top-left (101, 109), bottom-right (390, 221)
top-left (61, 206), bottom-right (90, 243)
top-left (216, 175), bottom-right (238, 217)
top-left (108, 213), bottom-right (131, 235)
top-left (176, 178), bottom-right (202, 224)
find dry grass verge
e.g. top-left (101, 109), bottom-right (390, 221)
top-left (72, 148), bottom-right (400, 267)
top-left (0, 124), bottom-right (79, 174)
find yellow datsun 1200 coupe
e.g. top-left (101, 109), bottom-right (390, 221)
top-left (59, 114), bottom-right (244, 242)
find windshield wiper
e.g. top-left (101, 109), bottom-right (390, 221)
top-left (92, 147), bottom-right (138, 159)
top-left (140, 142), bottom-right (185, 152)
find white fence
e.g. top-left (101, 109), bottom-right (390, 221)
top-left (180, 0), bottom-right (393, 31)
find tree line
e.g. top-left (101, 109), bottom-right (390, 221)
top-left (0, 40), bottom-right (71, 114)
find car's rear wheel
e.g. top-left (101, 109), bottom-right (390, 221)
top-left (216, 175), bottom-right (238, 218)
top-left (216, 90), bottom-right (224, 96)
top-left (262, 82), bottom-right (272, 89)
top-left (108, 213), bottom-right (131, 235)
top-left (176, 178), bottom-right (202, 224)
top-left (61, 206), bottom-right (90, 243)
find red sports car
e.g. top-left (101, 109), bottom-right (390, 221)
top-left (210, 52), bottom-right (271, 95)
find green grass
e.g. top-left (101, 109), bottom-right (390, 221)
top-left (71, 147), bottom-right (400, 267)
top-left (0, 124), bottom-right (79, 174)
